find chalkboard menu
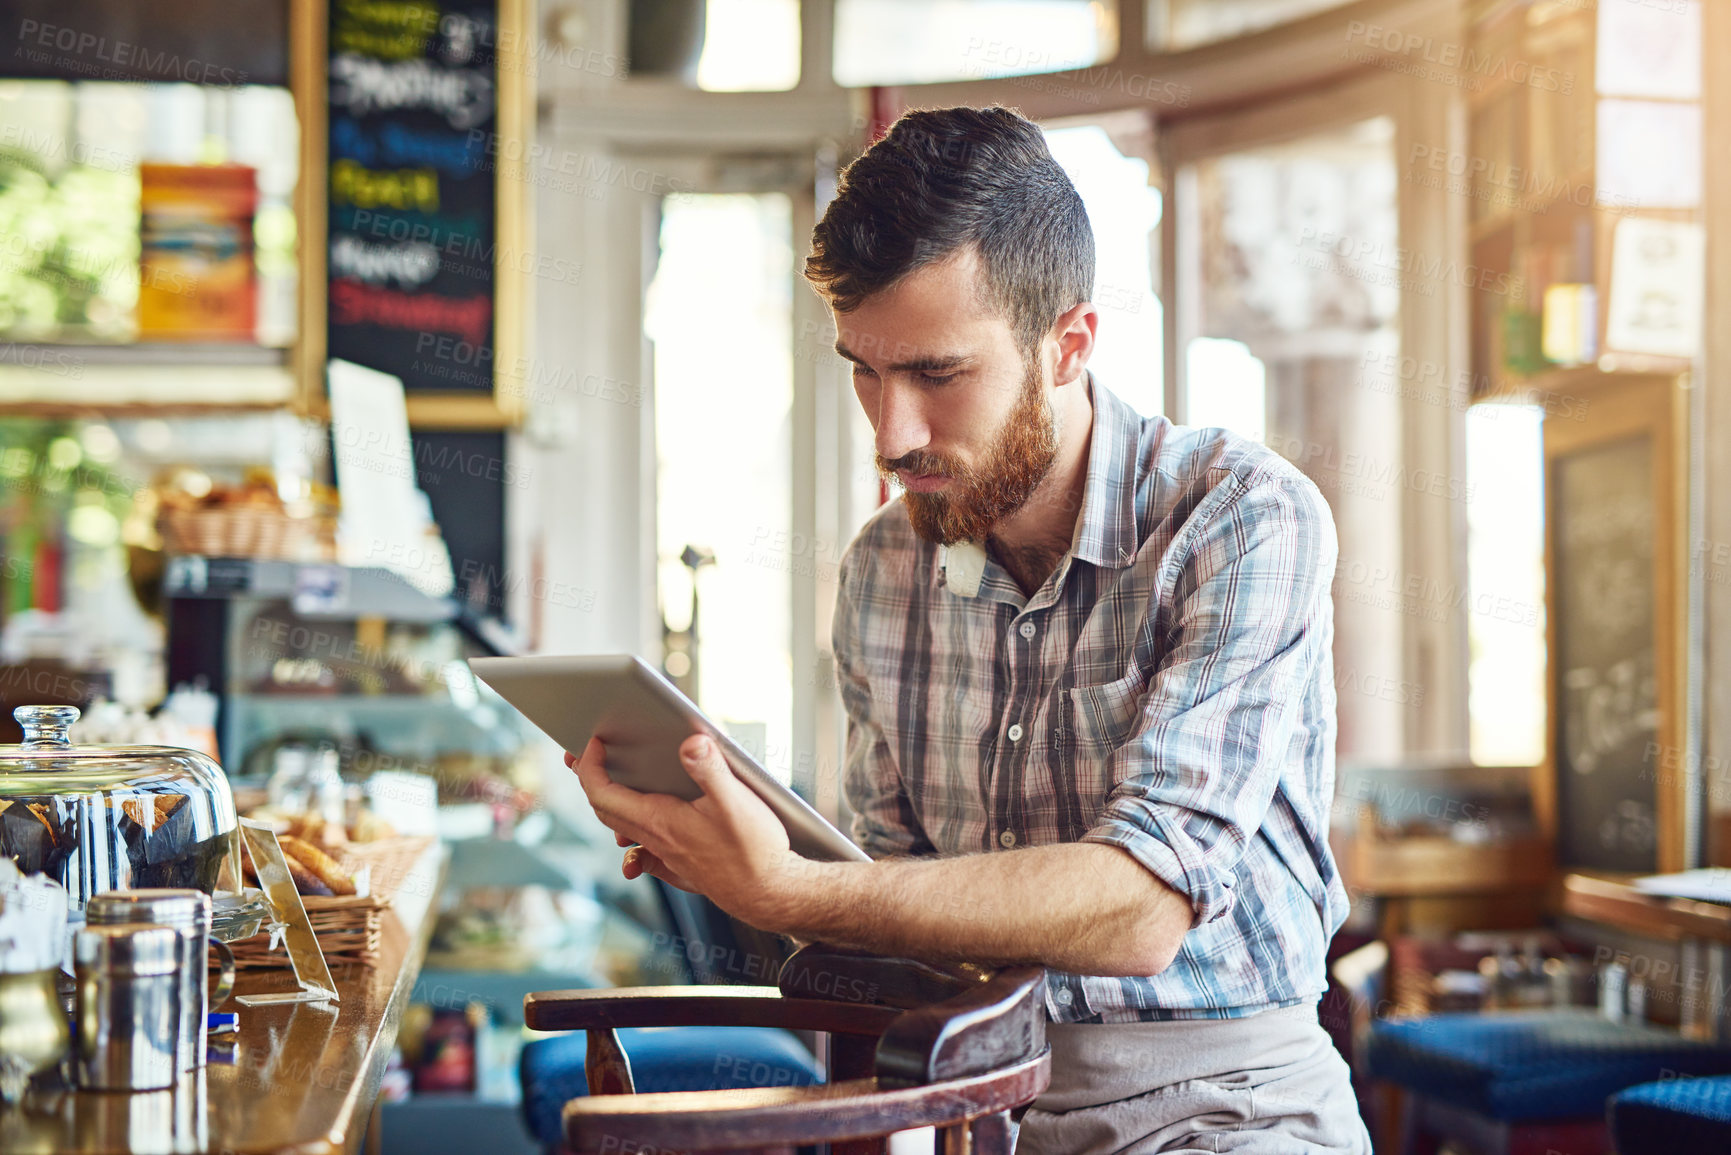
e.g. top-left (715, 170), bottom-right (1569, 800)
top-left (326, 0), bottom-right (498, 397)
top-left (1551, 434), bottom-right (1659, 872)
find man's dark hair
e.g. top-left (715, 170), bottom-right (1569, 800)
top-left (805, 106), bottom-right (1094, 356)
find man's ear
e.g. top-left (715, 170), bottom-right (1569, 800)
top-left (1049, 301), bottom-right (1099, 388)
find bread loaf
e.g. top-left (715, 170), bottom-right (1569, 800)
top-left (279, 835), bottom-right (357, 896)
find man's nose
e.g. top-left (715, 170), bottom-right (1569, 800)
top-left (874, 381), bottom-right (930, 462)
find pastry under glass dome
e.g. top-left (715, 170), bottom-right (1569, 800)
top-left (0, 705), bottom-right (242, 913)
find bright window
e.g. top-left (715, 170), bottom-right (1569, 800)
top-left (646, 193), bottom-right (796, 781)
top-left (699, 0), bottom-right (801, 91)
top-left (0, 80), bottom-right (298, 344)
top-left (1465, 402), bottom-right (1547, 765)
top-left (834, 0), bottom-right (1117, 88)
top-left (1151, 0), bottom-right (1354, 50)
top-left (1184, 338), bottom-right (1266, 440)
top-left (1043, 125), bottom-right (1163, 416)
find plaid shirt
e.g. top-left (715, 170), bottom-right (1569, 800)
top-left (833, 376), bottom-right (1348, 1022)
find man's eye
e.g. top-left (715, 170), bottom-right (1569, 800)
top-left (850, 363), bottom-right (877, 377)
top-left (920, 373), bottom-right (957, 386)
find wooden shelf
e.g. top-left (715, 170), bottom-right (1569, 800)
top-left (1337, 830), bottom-right (1553, 898)
top-left (0, 343), bottom-right (297, 412)
top-left (0, 342), bottom-right (291, 367)
top-left (1562, 872), bottom-right (1731, 946)
top-left (1471, 360), bottom-right (1693, 407)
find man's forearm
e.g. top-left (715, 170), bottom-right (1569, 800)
top-left (763, 841), bottom-right (1193, 977)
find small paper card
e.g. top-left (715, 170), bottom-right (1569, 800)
top-left (236, 820), bottom-right (340, 1006)
top-left (1605, 217), bottom-right (1705, 359)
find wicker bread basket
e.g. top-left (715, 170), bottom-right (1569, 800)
top-left (157, 505), bottom-right (337, 561)
top-left (230, 836), bottom-right (436, 970)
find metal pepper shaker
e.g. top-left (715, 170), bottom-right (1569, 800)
top-left (87, 889), bottom-right (235, 1073)
top-left (74, 923), bottom-right (180, 1091)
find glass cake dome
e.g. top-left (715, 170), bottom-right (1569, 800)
top-left (0, 705), bottom-right (241, 912)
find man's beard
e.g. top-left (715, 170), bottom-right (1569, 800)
top-left (878, 362), bottom-right (1060, 546)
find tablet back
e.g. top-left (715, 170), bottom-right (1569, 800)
top-left (469, 654), bottom-right (869, 863)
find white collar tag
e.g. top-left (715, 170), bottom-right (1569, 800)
top-left (942, 541), bottom-right (987, 598)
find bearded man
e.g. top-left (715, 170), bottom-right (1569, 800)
top-left (570, 105), bottom-right (1370, 1153)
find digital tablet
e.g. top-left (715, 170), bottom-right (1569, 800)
top-left (468, 654), bottom-right (870, 864)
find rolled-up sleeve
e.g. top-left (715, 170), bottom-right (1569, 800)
top-left (834, 550), bottom-right (933, 859)
top-left (1080, 473), bottom-right (1337, 928)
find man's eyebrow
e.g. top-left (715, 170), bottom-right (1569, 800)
top-left (833, 343), bottom-right (973, 373)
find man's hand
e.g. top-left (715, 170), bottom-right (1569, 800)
top-left (565, 735), bottom-right (810, 928)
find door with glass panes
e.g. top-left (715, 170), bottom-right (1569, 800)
top-left (1161, 71), bottom-right (1470, 765)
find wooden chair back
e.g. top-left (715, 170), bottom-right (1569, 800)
top-left (524, 944), bottom-right (1051, 1154)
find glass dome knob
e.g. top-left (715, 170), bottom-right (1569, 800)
top-left (15, 705), bottom-right (80, 750)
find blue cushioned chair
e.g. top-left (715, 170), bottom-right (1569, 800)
top-left (520, 1025), bottom-right (824, 1149)
top-left (1609, 1074), bottom-right (1731, 1152)
top-left (1367, 1009), bottom-right (1731, 1155)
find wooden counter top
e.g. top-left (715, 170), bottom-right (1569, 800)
top-left (2, 841), bottom-right (447, 1155)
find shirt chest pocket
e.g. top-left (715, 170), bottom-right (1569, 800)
top-left (1065, 670), bottom-right (1149, 765)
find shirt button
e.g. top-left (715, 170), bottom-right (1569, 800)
top-left (1055, 987), bottom-right (1073, 1005)
top-left (999, 830), bottom-right (1017, 848)
top-left (1007, 723), bottom-right (1024, 742)
top-left (1018, 621), bottom-right (1036, 639)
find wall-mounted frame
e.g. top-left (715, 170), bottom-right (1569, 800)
top-left (293, 0), bottom-right (531, 429)
top-left (1538, 370), bottom-right (1690, 874)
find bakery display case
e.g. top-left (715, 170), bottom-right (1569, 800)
top-left (161, 555), bottom-right (527, 776)
top-left (157, 553), bottom-right (650, 1134)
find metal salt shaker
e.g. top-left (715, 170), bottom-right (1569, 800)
top-left (74, 924), bottom-right (180, 1091)
top-left (86, 888), bottom-right (235, 1073)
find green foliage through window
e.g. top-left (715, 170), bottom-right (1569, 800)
top-left (0, 149), bottom-right (141, 340)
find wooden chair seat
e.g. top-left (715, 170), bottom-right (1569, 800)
top-left (524, 945), bottom-right (1052, 1154)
